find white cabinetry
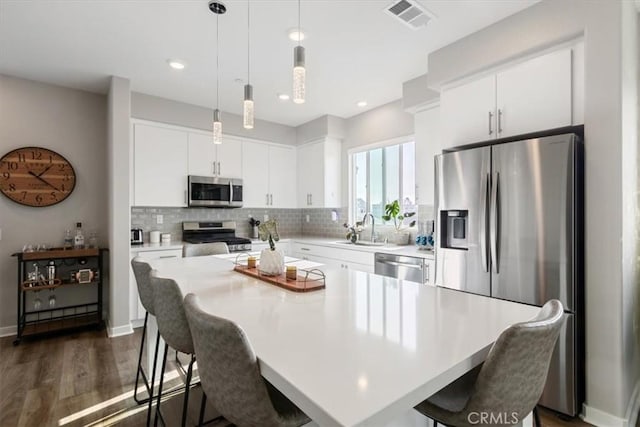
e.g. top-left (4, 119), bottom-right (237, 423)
top-left (188, 132), bottom-right (242, 178)
top-left (440, 48), bottom-right (573, 149)
top-left (133, 123), bottom-right (188, 207)
top-left (297, 138), bottom-right (341, 208)
top-left (415, 107), bottom-right (442, 207)
top-left (242, 141), bottom-right (296, 208)
top-left (290, 242), bottom-right (374, 273)
top-left (129, 247), bottom-right (183, 325)
top-left (252, 240), bottom-right (291, 256)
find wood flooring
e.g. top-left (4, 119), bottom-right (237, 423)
top-left (0, 328), bottom-right (595, 426)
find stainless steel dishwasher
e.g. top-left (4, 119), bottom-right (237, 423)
top-left (374, 253), bottom-right (427, 283)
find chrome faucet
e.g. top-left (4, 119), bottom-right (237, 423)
top-left (361, 213), bottom-right (376, 242)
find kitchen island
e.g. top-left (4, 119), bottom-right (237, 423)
top-left (148, 255), bottom-right (539, 426)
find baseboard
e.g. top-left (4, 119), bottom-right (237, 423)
top-left (625, 380), bottom-right (640, 427)
top-left (582, 404), bottom-right (629, 427)
top-left (107, 322), bottom-right (134, 338)
top-left (0, 325), bottom-right (16, 338)
top-left (131, 318), bottom-right (145, 329)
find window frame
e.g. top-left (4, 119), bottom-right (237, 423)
top-left (348, 135), bottom-right (416, 225)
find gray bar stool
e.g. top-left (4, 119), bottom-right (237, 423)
top-left (184, 293), bottom-right (311, 427)
top-left (414, 299), bottom-right (566, 427)
top-left (149, 271), bottom-right (200, 427)
top-left (182, 242), bottom-right (229, 257)
top-left (131, 257), bottom-right (161, 426)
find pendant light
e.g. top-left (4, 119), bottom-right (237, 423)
top-left (209, 1), bottom-right (226, 144)
top-left (243, 0), bottom-right (254, 129)
top-left (292, 0), bottom-right (305, 104)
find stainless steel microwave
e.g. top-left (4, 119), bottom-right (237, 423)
top-left (188, 176), bottom-right (243, 208)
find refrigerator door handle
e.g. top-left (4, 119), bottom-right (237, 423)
top-left (490, 172), bottom-right (500, 274)
top-left (479, 173), bottom-right (489, 272)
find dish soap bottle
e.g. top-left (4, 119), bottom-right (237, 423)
top-left (74, 222), bottom-right (85, 249)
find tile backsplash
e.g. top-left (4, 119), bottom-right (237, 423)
top-left (131, 207), bottom-right (302, 242)
top-left (131, 204), bottom-right (435, 243)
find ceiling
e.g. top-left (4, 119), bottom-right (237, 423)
top-left (0, 0), bottom-right (538, 127)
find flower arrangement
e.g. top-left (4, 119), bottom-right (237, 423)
top-left (343, 222), bottom-right (363, 243)
top-left (382, 200), bottom-right (416, 231)
top-left (258, 219), bottom-right (280, 250)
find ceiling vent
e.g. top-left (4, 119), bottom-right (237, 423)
top-left (384, 0), bottom-right (435, 30)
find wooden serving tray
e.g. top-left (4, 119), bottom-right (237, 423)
top-left (233, 265), bottom-right (325, 292)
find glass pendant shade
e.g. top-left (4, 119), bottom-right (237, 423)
top-left (243, 84), bottom-right (254, 129)
top-left (293, 45), bottom-right (305, 104)
top-left (213, 109), bottom-right (222, 144)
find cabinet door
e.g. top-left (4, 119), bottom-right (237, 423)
top-left (269, 145), bottom-right (297, 208)
top-left (134, 124), bottom-right (188, 207)
top-left (188, 132), bottom-right (216, 176)
top-left (440, 74), bottom-right (496, 149)
top-left (242, 140), bottom-right (269, 208)
top-left (496, 48), bottom-right (571, 138)
top-left (216, 136), bottom-right (243, 178)
top-left (297, 141), bottom-right (324, 207)
top-left (414, 107), bottom-right (441, 207)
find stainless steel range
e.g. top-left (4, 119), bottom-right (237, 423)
top-left (182, 221), bottom-right (251, 252)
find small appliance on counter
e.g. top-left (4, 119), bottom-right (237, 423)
top-left (131, 228), bottom-right (143, 245)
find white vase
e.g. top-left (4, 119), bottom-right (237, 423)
top-left (259, 248), bottom-right (284, 276)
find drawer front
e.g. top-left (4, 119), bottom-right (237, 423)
top-left (292, 242), bottom-right (373, 266)
top-left (134, 249), bottom-right (183, 260)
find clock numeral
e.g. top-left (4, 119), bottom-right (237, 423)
top-left (18, 153), bottom-right (26, 162)
top-left (61, 183), bottom-right (65, 192)
top-left (49, 155), bottom-right (53, 164)
top-left (9, 183), bottom-right (16, 192)
top-left (58, 164), bottom-right (66, 172)
top-left (50, 192), bottom-right (57, 201)
top-left (7, 162), bottom-right (18, 170)
top-left (21, 192), bottom-right (27, 201)
top-left (2, 172), bottom-right (9, 179)
top-left (31, 151), bottom-right (42, 160)
top-left (35, 194), bottom-right (43, 204)
top-left (63, 174), bottom-right (70, 181)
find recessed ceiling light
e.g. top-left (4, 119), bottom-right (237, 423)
top-left (278, 93), bottom-right (290, 101)
top-left (288, 28), bottom-right (306, 42)
top-left (357, 101), bottom-right (368, 107)
top-left (167, 59), bottom-right (186, 70)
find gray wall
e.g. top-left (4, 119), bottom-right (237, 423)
top-left (424, 0), bottom-right (639, 422)
top-left (0, 75), bottom-right (107, 333)
top-left (131, 92), bottom-right (297, 145)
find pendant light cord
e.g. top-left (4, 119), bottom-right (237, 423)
top-left (247, 0), bottom-right (250, 83)
top-left (216, 12), bottom-right (220, 109)
top-left (297, 0), bottom-right (301, 47)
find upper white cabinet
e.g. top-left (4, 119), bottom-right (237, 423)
top-left (297, 138), bottom-right (342, 208)
top-left (133, 123), bottom-right (188, 207)
top-left (441, 48), bottom-right (573, 149)
top-left (187, 132), bottom-right (242, 178)
top-left (414, 107), bottom-right (442, 207)
top-left (242, 140), bottom-right (297, 208)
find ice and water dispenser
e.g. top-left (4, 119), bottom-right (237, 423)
top-left (439, 210), bottom-right (468, 250)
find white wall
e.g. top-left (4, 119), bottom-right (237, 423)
top-left (0, 75), bottom-right (107, 334)
top-left (424, 0), bottom-right (640, 423)
top-left (107, 76), bottom-right (131, 337)
top-left (131, 92), bottom-right (297, 145)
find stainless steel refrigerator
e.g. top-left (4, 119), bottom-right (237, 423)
top-left (434, 132), bottom-right (583, 416)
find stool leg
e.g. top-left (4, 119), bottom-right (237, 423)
top-left (146, 330), bottom-right (161, 427)
top-left (181, 355), bottom-right (196, 427)
top-left (154, 342), bottom-right (169, 427)
top-left (198, 393), bottom-right (207, 427)
top-left (134, 312), bottom-right (150, 404)
top-left (533, 406), bottom-right (541, 427)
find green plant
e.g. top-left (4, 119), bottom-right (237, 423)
top-left (382, 200), bottom-right (416, 231)
top-left (258, 219), bottom-right (280, 250)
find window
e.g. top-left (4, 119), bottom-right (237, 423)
top-left (352, 141), bottom-right (416, 223)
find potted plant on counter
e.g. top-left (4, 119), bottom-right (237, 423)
top-left (257, 219), bottom-right (284, 276)
top-left (382, 200), bottom-right (416, 245)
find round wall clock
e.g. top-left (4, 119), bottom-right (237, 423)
top-left (0, 146), bottom-right (76, 207)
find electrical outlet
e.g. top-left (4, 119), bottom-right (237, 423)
top-left (263, 214), bottom-right (269, 222)
top-left (157, 214), bottom-right (163, 224)
top-left (0, 228), bottom-right (2, 241)
top-left (306, 215), bottom-right (310, 222)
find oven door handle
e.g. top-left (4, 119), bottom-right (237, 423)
top-left (229, 181), bottom-right (233, 205)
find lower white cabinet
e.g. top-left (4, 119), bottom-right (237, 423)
top-left (129, 247), bottom-right (183, 325)
top-left (290, 242), bottom-right (374, 273)
top-left (252, 240), bottom-right (291, 256)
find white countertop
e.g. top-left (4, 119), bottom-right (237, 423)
top-left (289, 236), bottom-right (435, 259)
top-left (130, 242), bottom-right (184, 252)
top-left (150, 255), bottom-right (538, 426)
